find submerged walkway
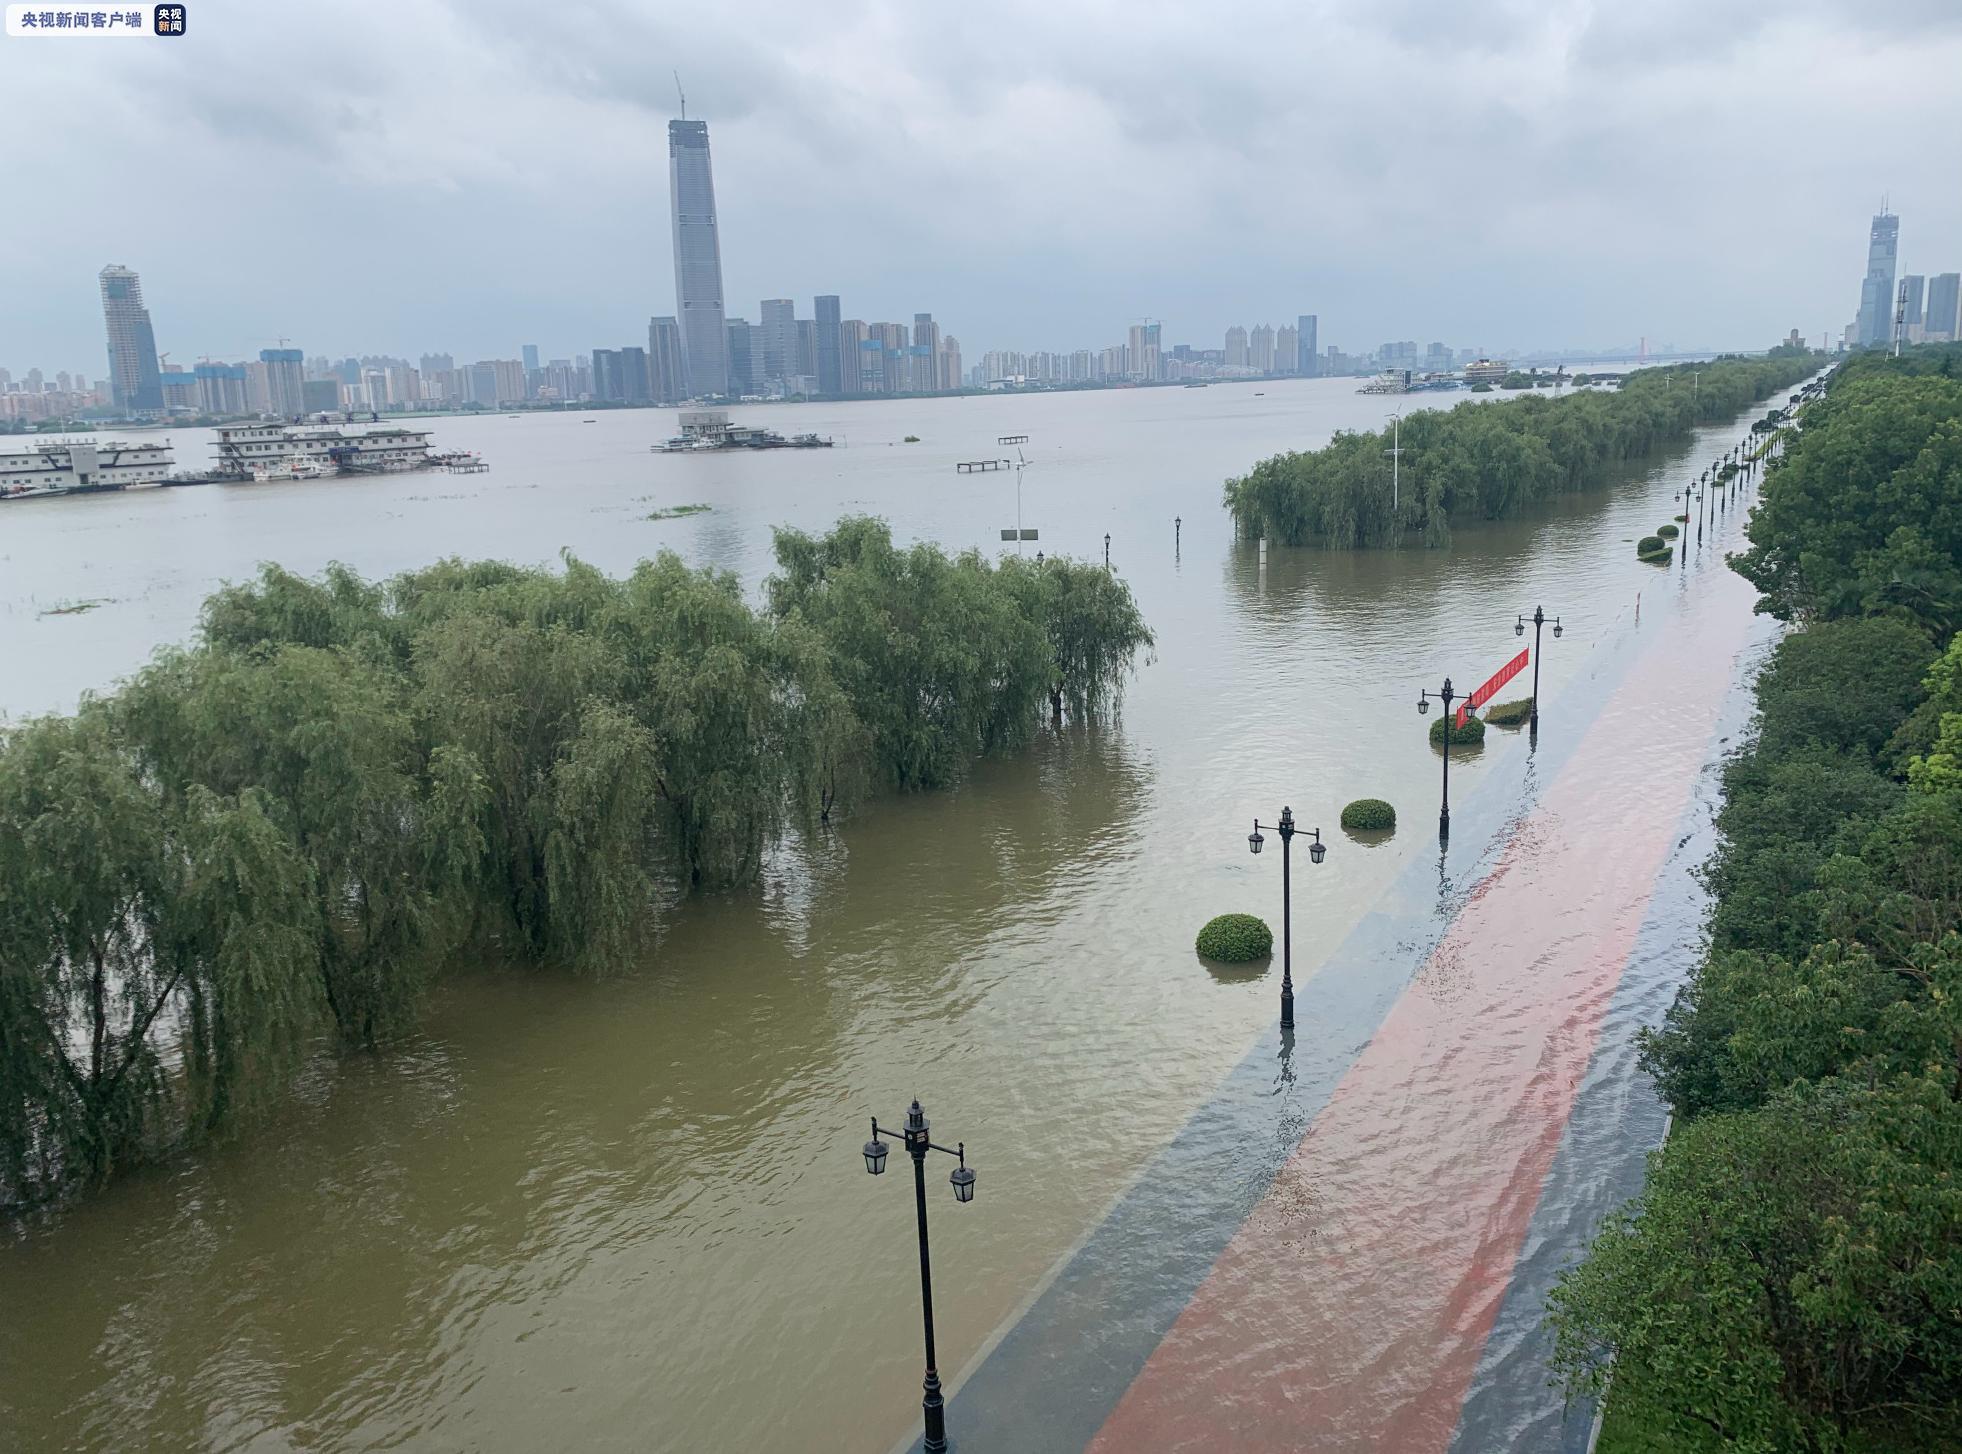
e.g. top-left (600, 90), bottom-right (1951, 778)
top-left (899, 543), bottom-right (1773, 1452)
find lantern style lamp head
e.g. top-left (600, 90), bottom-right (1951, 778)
top-left (950, 1164), bottom-right (975, 1204)
top-left (864, 1137), bottom-right (889, 1175)
top-left (1515, 616), bottom-right (1525, 637)
top-left (1417, 689), bottom-right (1431, 716)
top-left (1308, 830), bottom-right (1327, 865)
top-left (1247, 821), bottom-right (1265, 855)
top-left (1552, 618), bottom-right (1563, 638)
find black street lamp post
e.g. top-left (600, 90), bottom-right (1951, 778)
top-left (1245, 805), bottom-right (1327, 1029)
top-left (1514, 606), bottom-right (1562, 732)
top-left (862, 1100), bottom-right (976, 1454)
top-left (1104, 532), bottom-right (1111, 569)
top-left (1416, 677), bottom-right (1461, 840)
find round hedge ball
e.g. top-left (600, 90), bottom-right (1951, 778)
top-left (1657, 522), bottom-right (1679, 538)
top-left (1196, 913), bottom-right (1273, 963)
top-left (1340, 798), bottom-right (1396, 831)
top-left (1429, 712), bottom-right (1487, 747)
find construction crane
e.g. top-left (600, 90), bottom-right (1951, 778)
top-left (674, 71), bottom-right (686, 119)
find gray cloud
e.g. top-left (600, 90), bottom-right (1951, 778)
top-left (1, 0), bottom-right (1958, 371)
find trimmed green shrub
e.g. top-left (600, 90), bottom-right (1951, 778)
top-left (1638, 536), bottom-right (1672, 562)
top-left (1484, 697), bottom-right (1533, 727)
top-left (1196, 913), bottom-right (1273, 962)
top-left (1657, 523), bottom-right (1679, 538)
top-left (1340, 798), bottom-right (1396, 830)
top-left (1429, 712), bottom-right (1486, 747)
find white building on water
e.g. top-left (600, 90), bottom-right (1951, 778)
top-left (0, 437), bottom-right (174, 499)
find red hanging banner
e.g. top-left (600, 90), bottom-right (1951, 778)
top-left (1457, 648), bottom-right (1529, 726)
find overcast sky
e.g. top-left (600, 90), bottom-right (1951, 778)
top-left (4, 0), bottom-right (1960, 373)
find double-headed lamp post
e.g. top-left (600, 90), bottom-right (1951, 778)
top-left (1246, 806), bottom-right (1327, 1029)
top-left (862, 1100), bottom-right (976, 1454)
top-left (1514, 606), bottom-right (1562, 732)
top-left (1416, 678), bottom-right (1461, 840)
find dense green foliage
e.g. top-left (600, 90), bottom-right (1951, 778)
top-left (1224, 350), bottom-right (1820, 549)
top-left (0, 522), bottom-right (1152, 1209)
top-left (1195, 914), bottom-right (1273, 963)
top-left (1656, 522), bottom-right (1679, 538)
top-left (1429, 712), bottom-right (1486, 747)
top-left (1483, 697), bottom-right (1533, 727)
top-left (1340, 798), bottom-right (1397, 830)
top-left (1636, 535), bottom-right (1669, 561)
top-left (1551, 349), bottom-right (1962, 1452)
top-left (1734, 345), bottom-right (1962, 636)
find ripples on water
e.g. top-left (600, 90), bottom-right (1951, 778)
top-left (0, 379), bottom-right (1774, 1452)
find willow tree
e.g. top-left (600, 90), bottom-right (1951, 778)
top-left (769, 518), bottom-right (1049, 789)
top-left (1001, 556), bottom-right (1155, 723)
top-left (407, 605), bottom-right (654, 972)
top-left (0, 713), bottom-right (321, 1198)
top-left (607, 552), bottom-right (830, 885)
top-left (111, 644), bottom-right (483, 1045)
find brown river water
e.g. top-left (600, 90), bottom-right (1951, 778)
top-left (0, 375), bottom-right (1754, 1451)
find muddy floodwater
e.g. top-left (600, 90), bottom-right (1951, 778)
top-left (0, 374), bottom-right (1764, 1451)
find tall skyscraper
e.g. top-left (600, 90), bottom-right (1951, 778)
top-left (796, 319), bottom-right (817, 384)
top-left (648, 316), bottom-right (685, 404)
top-left (814, 295), bottom-right (842, 395)
top-left (1127, 322), bottom-right (1161, 380)
top-left (619, 346), bottom-right (651, 404)
top-left (521, 343), bottom-right (540, 373)
top-left (1901, 274), bottom-right (1926, 335)
top-left (1926, 273), bottom-right (1961, 342)
top-left (669, 119), bottom-right (729, 398)
top-left (760, 299), bottom-right (796, 385)
top-left (99, 264), bottom-right (163, 413)
top-left (591, 348), bottom-right (623, 402)
top-left (1297, 315), bottom-right (1318, 375)
top-left (1855, 210), bottom-right (1900, 349)
top-left (1225, 326), bottom-right (1249, 368)
top-left (725, 318), bottom-right (756, 397)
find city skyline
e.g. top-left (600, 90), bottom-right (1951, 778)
top-left (4, 2), bottom-right (1961, 367)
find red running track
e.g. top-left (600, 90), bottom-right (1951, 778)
top-left (1086, 566), bottom-right (1760, 1452)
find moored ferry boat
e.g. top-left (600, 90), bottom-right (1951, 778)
top-left (213, 423), bottom-right (433, 479)
top-left (0, 437), bottom-right (174, 501)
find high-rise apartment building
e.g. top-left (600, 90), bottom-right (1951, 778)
top-left (99, 264), bottom-right (164, 413)
top-left (760, 299), bottom-right (796, 385)
top-left (814, 295), bottom-right (842, 395)
top-left (669, 119), bottom-right (729, 398)
top-left (649, 316), bottom-right (685, 404)
top-left (912, 314), bottom-right (941, 392)
top-left (1224, 326), bottom-right (1249, 368)
top-left (1250, 324), bottom-right (1276, 373)
top-left (1277, 324), bottom-right (1298, 375)
top-left (1856, 211), bottom-right (1900, 349)
top-left (1126, 322), bottom-right (1161, 381)
top-left (1926, 273), bottom-right (1961, 342)
top-left (259, 348), bottom-right (306, 418)
top-left (1297, 315), bottom-right (1318, 376)
top-left (940, 336), bottom-right (962, 392)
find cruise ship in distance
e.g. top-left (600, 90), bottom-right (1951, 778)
top-left (213, 422), bottom-right (432, 478)
top-left (0, 437), bottom-right (174, 501)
